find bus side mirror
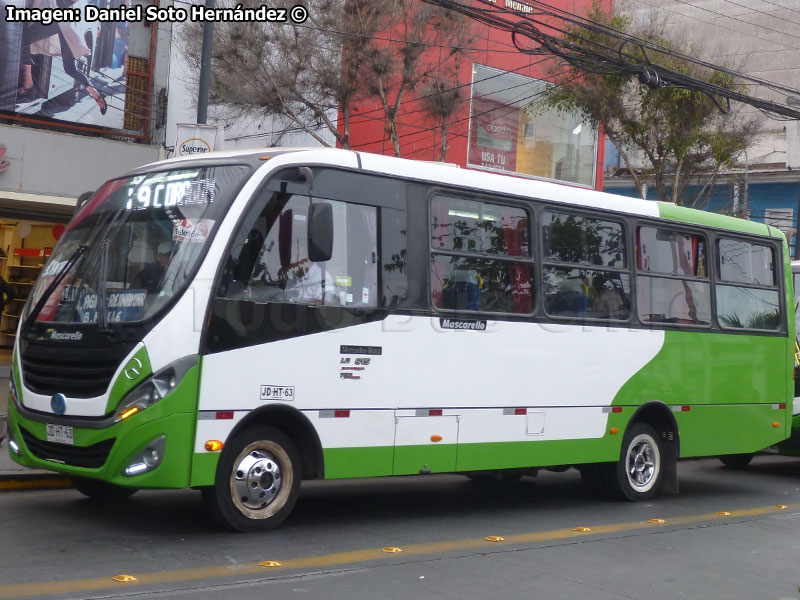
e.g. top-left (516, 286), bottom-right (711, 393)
top-left (308, 203), bottom-right (333, 263)
top-left (278, 210), bottom-right (293, 269)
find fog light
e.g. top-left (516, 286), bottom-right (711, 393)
top-left (8, 434), bottom-right (20, 456)
top-left (123, 436), bottom-right (166, 477)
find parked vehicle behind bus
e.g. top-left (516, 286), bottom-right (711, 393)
top-left (5, 149), bottom-right (795, 530)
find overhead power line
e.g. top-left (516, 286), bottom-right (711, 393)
top-left (421, 0), bottom-right (800, 120)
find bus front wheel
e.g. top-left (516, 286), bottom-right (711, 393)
top-left (203, 425), bottom-right (301, 532)
top-left (610, 423), bottom-right (663, 501)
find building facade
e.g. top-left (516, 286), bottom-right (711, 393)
top-left (344, 0), bottom-right (608, 192)
top-left (0, 0), bottom-right (174, 352)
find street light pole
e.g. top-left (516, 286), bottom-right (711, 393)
top-left (197, 0), bottom-right (215, 124)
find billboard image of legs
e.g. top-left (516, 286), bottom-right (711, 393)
top-left (0, 0), bottom-right (130, 130)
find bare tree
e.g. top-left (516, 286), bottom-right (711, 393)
top-left (178, 0), bottom-right (475, 154)
top-left (419, 68), bottom-right (465, 162)
top-left (364, 1), bottom-right (473, 156)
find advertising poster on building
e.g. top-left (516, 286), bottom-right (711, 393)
top-left (467, 64), bottom-right (598, 188)
top-left (0, 0), bottom-right (130, 130)
top-left (468, 96), bottom-right (519, 173)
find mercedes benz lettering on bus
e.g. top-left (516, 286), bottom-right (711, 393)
top-left (5, 148), bottom-right (794, 531)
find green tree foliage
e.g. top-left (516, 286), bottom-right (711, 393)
top-left (539, 4), bottom-right (761, 206)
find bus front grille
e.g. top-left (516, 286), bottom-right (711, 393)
top-left (19, 427), bottom-right (115, 469)
top-left (20, 351), bottom-right (120, 399)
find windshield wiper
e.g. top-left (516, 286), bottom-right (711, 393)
top-left (23, 244), bottom-right (89, 330)
top-left (97, 239), bottom-right (110, 331)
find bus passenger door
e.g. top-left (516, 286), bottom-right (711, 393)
top-left (393, 413), bottom-right (459, 475)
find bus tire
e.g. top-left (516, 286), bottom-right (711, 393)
top-left (203, 425), bottom-right (301, 532)
top-left (719, 453), bottom-right (754, 469)
top-left (71, 477), bottom-right (137, 501)
top-left (610, 423), bottom-right (663, 501)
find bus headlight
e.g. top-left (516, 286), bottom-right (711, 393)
top-left (123, 436), bottom-right (166, 477)
top-left (114, 369), bottom-right (176, 423)
top-left (113, 355), bottom-right (196, 423)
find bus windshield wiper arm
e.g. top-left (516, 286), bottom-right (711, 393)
top-left (97, 239), bottom-right (110, 331)
top-left (23, 243), bottom-right (89, 329)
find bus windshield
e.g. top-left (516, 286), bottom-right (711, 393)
top-left (24, 164), bottom-right (251, 326)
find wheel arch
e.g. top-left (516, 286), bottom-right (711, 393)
top-left (627, 401), bottom-right (680, 494)
top-left (226, 404), bottom-right (324, 480)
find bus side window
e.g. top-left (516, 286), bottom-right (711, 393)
top-left (635, 226), bottom-right (711, 326)
top-left (218, 193), bottom-right (379, 308)
top-left (716, 238), bottom-right (780, 330)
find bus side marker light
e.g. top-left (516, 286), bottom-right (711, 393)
top-left (259, 561), bottom-right (282, 567)
top-left (775, 505), bottom-right (788, 510)
top-left (205, 440), bottom-right (224, 452)
top-left (609, 428), bottom-right (619, 434)
top-left (382, 547), bottom-right (403, 553)
top-left (648, 519), bottom-right (666, 524)
top-left (112, 575), bottom-right (137, 583)
top-left (773, 422), bottom-right (780, 428)
top-left (119, 407), bottom-right (139, 420)
top-left (430, 435), bottom-right (443, 442)
top-left (681, 406), bottom-right (691, 412)
top-left (572, 527), bottom-right (591, 532)
top-left (716, 511), bottom-right (731, 516)
top-left (485, 536), bottom-right (504, 542)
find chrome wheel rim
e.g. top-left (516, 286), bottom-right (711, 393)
top-left (626, 433), bottom-right (660, 492)
top-left (230, 441), bottom-right (293, 519)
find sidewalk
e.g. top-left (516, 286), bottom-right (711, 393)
top-left (0, 375), bottom-right (73, 490)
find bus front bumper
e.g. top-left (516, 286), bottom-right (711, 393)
top-left (5, 395), bottom-right (194, 489)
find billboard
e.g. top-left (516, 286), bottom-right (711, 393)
top-left (468, 64), bottom-right (597, 188)
top-left (0, 0), bottom-right (132, 131)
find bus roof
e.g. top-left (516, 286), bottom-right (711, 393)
top-left (134, 147), bottom-right (780, 239)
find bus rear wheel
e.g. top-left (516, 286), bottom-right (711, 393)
top-left (609, 423), bottom-right (663, 501)
top-left (203, 426), bottom-right (301, 532)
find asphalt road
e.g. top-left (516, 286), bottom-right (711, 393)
top-left (1, 455), bottom-right (800, 600)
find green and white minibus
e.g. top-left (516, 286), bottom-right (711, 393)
top-left (5, 148), bottom-right (795, 531)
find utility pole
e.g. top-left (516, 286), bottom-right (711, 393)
top-left (197, 0), bottom-right (215, 124)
